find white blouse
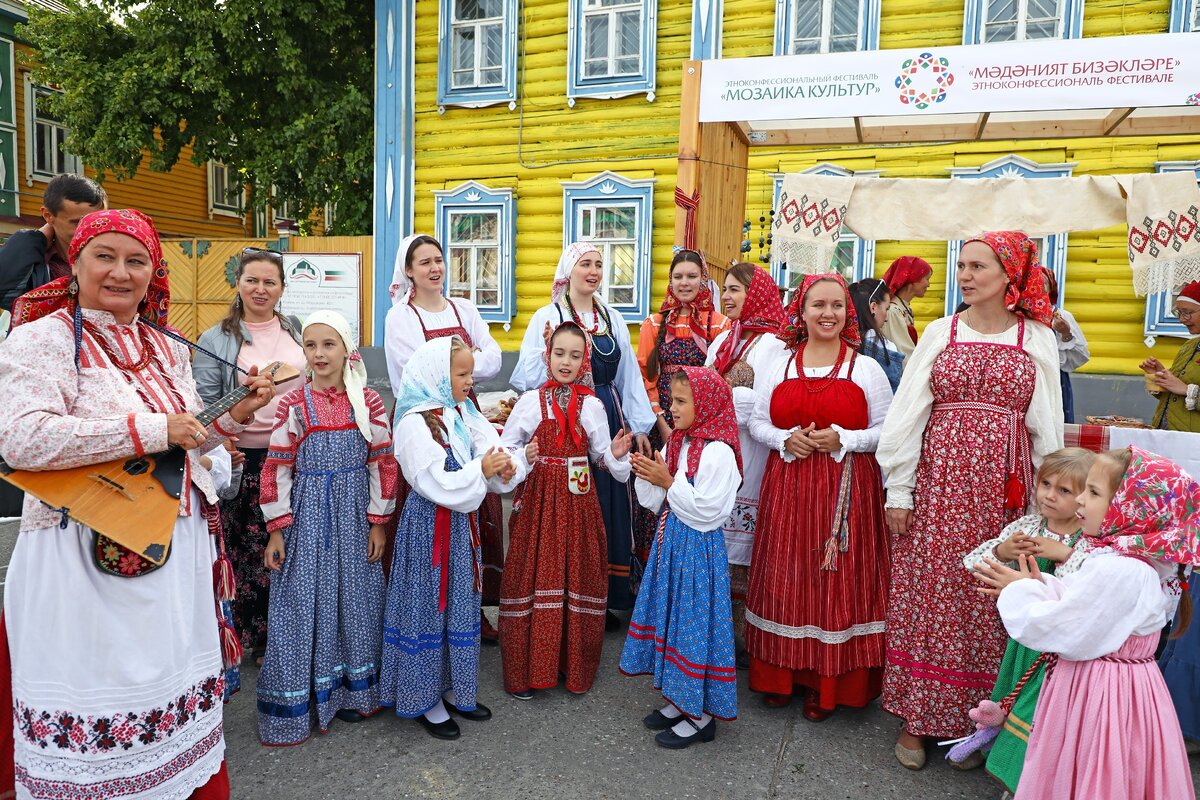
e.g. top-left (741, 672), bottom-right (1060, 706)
top-left (1054, 307), bottom-right (1091, 373)
top-left (510, 302), bottom-right (656, 436)
top-left (997, 550), bottom-right (1177, 661)
top-left (498, 389), bottom-right (632, 481)
top-left (876, 315), bottom-right (1064, 510)
top-left (962, 513), bottom-right (1090, 577)
top-left (634, 440), bottom-right (741, 532)
top-left (748, 347), bottom-right (893, 463)
top-left (384, 297), bottom-right (502, 398)
top-left (394, 413), bottom-right (525, 513)
top-left (703, 330), bottom-right (791, 428)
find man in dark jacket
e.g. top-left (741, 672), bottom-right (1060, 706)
top-left (0, 174), bottom-right (107, 313)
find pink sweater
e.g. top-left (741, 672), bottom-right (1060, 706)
top-left (236, 318), bottom-right (306, 449)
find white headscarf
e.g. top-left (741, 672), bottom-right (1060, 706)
top-left (551, 241), bottom-right (604, 304)
top-left (389, 234), bottom-right (437, 307)
top-left (394, 335), bottom-right (493, 468)
top-left (302, 311), bottom-right (372, 441)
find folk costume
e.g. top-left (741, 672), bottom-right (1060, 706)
top-left (498, 323), bottom-right (631, 694)
top-left (998, 448), bottom-right (1198, 800)
top-left (255, 312), bottom-right (398, 745)
top-left (877, 231), bottom-right (1063, 739)
top-left (703, 265), bottom-right (788, 631)
top-left (511, 243), bottom-right (656, 611)
top-left (619, 367), bottom-right (742, 728)
top-left (879, 256), bottom-right (931, 359)
top-left (379, 337), bottom-right (525, 722)
top-left (0, 210), bottom-right (240, 799)
top-left (1151, 281), bottom-right (1200, 433)
top-left (746, 274), bottom-right (894, 712)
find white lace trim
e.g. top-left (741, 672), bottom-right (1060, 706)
top-left (1132, 255), bottom-right (1200, 297)
top-left (746, 612), bottom-right (885, 643)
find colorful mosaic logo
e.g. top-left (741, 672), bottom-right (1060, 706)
top-left (1187, 92), bottom-right (1200, 106)
top-left (896, 52), bottom-right (954, 110)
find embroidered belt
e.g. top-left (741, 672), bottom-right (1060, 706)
top-left (298, 464), bottom-right (368, 550)
top-left (933, 400), bottom-right (1030, 510)
top-left (537, 456), bottom-right (571, 466)
top-left (821, 453), bottom-right (855, 572)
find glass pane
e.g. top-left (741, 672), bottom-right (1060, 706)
top-left (986, 0), bottom-right (1018, 23)
top-left (1026, 0), bottom-right (1061, 19)
top-left (482, 23), bottom-right (504, 69)
top-left (477, 290), bottom-right (499, 307)
top-left (1025, 20), bottom-right (1057, 38)
top-left (984, 22), bottom-right (1017, 41)
top-left (479, 67), bottom-right (502, 84)
top-left (617, 10), bottom-right (641, 57)
top-left (581, 207), bottom-right (594, 238)
top-left (449, 248), bottom-right (472, 284)
top-left (610, 287), bottom-right (634, 305)
top-left (584, 15), bottom-right (609, 61)
top-left (594, 206), bottom-right (636, 238)
top-left (455, 0), bottom-right (502, 21)
top-left (615, 56), bottom-right (638, 75)
top-left (792, 0), bottom-right (821, 39)
top-left (453, 29), bottom-right (475, 71)
top-left (609, 243), bottom-right (636, 285)
top-left (829, 35), bottom-right (858, 53)
top-left (831, 239), bottom-right (856, 281)
top-left (791, 39), bottom-right (820, 55)
top-left (478, 249), bottom-right (499, 288)
top-left (589, 0), bottom-right (637, 6)
top-left (831, 0), bottom-right (859, 36)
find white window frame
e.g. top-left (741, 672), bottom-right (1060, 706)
top-left (773, 0), bottom-right (879, 56)
top-left (24, 77), bottom-right (81, 185)
top-left (964, 0), bottom-right (1082, 44)
top-left (434, 180), bottom-right (516, 327)
top-left (567, 0), bottom-right (658, 104)
top-left (438, 0), bottom-right (518, 110)
top-left (207, 160), bottom-right (244, 218)
top-left (1168, 0), bottom-right (1199, 32)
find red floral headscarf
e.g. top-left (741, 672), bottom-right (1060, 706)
top-left (657, 249), bottom-right (718, 353)
top-left (711, 265), bottom-right (786, 376)
top-left (963, 231), bottom-right (1053, 327)
top-left (779, 273), bottom-right (861, 351)
top-left (881, 256), bottom-right (931, 294)
top-left (665, 366), bottom-right (743, 481)
top-left (10, 209), bottom-right (170, 330)
top-left (539, 321), bottom-right (597, 448)
top-left (1096, 447), bottom-right (1200, 567)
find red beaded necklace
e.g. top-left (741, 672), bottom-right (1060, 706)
top-left (564, 293), bottom-right (609, 336)
top-left (796, 341), bottom-right (848, 393)
top-left (83, 319), bottom-right (155, 373)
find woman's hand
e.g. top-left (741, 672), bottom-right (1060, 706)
top-left (542, 321), bottom-right (554, 347)
top-left (784, 423), bottom-right (817, 459)
top-left (886, 508), bottom-right (912, 536)
top-left (632, 451), bottom-right (674, 490)
top-left (1031, 536), bottom-right (1073, 563)
top-left (809, 427), bottom-right (842, 454)
top-left (264, 531), bottom-right (286, 571)
top-left (524, 440), bottom-right (540, 464)
top-left (1140, 356), bottom-right (1165, 374)
top-left (1051, 312), bottom-right (1071, 339)
top-left (655, 414), bottom-right (672, 443)
top-left (481, 447), bottom-right (511, 480)
top-left (229, 365), bottom-right (277, 423)
top-left (367, 523), bottom-right (387, 563)
top-left (610, 428), bottom-right (634, 459)
top-left (1153, 370), bottom-right (1188, 396)
top-left (224, 439), bottom-right (246, 468)
top-left (635, 433), bottom-right (653, 457)
top-left (167, 414), bottom-right (209, 449)
top-left (994, 531), bottom-right (1037, 562)
top-left (974, 554), bottom-right (1042, 598)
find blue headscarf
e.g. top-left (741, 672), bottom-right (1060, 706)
top-left (394, 335), bottom-right (491, 467)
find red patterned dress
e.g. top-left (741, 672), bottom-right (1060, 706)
top-left (882, 314), bottom-right (1039, 738)
top-left (747, 347), bottom-right (892, 709)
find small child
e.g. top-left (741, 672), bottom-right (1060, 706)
top-left (619, 366), bottom-right (742, 749)
top-left (976, 446), bottom-right (1199, 800)
top-left (256, 311), bottom-right (398, 745)
top-left (961, 447), bottom-right (1095, 786)
top-left (379, 335), bottom-right (524, 740)
top-left (499, 322), bottom-right (633, 698)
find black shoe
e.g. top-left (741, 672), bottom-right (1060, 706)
top-left (417, 714), bottom-right (460, 740)
top-left (334, 709), bottom-right (365, 723)
top-left (655, 718), bottom-right (716, 749)
top-left (605, 611), bottom-right (624, 632)
top-left (510, 690), bottom-right (534, 701)
top-left (735, 648), bottom-right (751, 671)
top-left (445, 699), bottom-right (492, 721)
top-left (642, 709), bottom-right (679, 731)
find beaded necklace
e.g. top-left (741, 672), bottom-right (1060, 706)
top-left (564, 292), bottom-right (610, 337)
top-left (82, 319), bottom-right (156, 373)
top-left (796, 341), bottom-right (848, 394)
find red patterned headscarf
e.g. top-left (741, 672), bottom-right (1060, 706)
top-left (539, 321), bottom-right (597, 448)
top-left (711, 265), bottom-right (786, 376)
top-left (665, 366), bottom-right (743, 481)
top-left (881, 256), bottom-right (932, 294)
top-left (963, 231), bottom-right (1053, 327)
top-left (779, 273), bottom-right (861, 351)
top-left (1096, 447), bottom-right (1200, 566)
top-left (657, 250), bottom-right (718, 353)
top-left (10, 209), bottom-right (170, 330)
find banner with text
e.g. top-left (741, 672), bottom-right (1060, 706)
top-left (699, 33), bottom-right (1200, 122)
top-left (278, 253), bottom-right (363, 344)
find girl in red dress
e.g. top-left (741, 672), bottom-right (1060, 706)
top-left (747, 274), bottom-right (894, 721)
top-left (498, 322), bottom-right (633, 698)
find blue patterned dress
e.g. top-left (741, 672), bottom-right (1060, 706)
top-left (256, 385), bottom-right (389, 745)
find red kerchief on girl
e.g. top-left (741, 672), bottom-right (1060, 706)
top-left (964, 231), bottom-right (1054, 327)
top-left (881, 256), bottom-right (931, 294)
top-left (711, 265), bottom-right (786, 376)
top-left (664, 366), bottom-right (743, 481)
top-left (539, 322), bottom-right (597, 449)
top-left (1098, 446), bottom-right (1200, 566)
top-left (779, 273), bottom-right (861, 351)
top-left (657, 249), bottom-right (717, 354)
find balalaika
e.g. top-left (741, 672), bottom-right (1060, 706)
top-left (0, 361), bottom-right (300, 566)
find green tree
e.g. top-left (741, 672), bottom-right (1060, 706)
top-left (21, 0), bottom-right (374, 234)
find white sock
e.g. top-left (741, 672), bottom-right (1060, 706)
top-left (424, 700), bottom-right (450, 724)
top-left (670, 713), bottom-right (711, 737)
top-left (443, 689), bottom-right (458, 707)
top-left (660, 703), bottom-right (682, 720)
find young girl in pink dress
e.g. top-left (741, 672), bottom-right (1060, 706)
top-left (976, 446), bottom-right (1199, 800)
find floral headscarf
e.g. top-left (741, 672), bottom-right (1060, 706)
top-left (395, 335), bottom-right (494, 469)
top-left (881, 256), bottom-right (931, 294)
top-left (779, 273), bottom-right (861, 351)
top-left (540, 321), bottom-right (596, 448)
top-left (552, 242), bottom-right (603, 304)
top-left (657, 249), bottom-right (717, 353)
top-left (963, 231), bottom-right (1054, 327)
top-left (303, 310), bottom-right (371, 441)
top-left (11, 209), bottom-right (170, 330)
top-left (665, 366), bottom-right (743, 481)
top-left (711, 265), bottom-right (786, 376)
top-left (1097, 447), bottom-right (1200, 566)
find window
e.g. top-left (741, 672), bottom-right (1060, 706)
top-left (1146, 162), bottom-right (1199, 343)
top-left (562, 171), bottom-right (654, 318)
top-left (943, 155), bottom-right (1073, 315)
top-left (963, 0), bottom-right (1082, 44)
top-left (1168, 0), bottom-right (1199, 32)
top-left (434, 181), bottom-right (516, 327)
top-left (208, 161), bottom-right (243, 218)
top-left (771, 165), bottom-right (879, 295)
top-left (773, 0), bottom-right (879, 56)
top-left (438, 0), bottom-right (517, 109)
top-left (567, 0), bottom-right (657, 103)
top-left (24, 80), bottom-right (80, 183)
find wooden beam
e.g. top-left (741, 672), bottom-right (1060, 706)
top-left (1102, 107), bottom-right (1135, 136)
top-left (974, 112), bottom-right (990, 141)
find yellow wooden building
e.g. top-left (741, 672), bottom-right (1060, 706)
top-left (380, 0), bottom-right (1200, 391)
